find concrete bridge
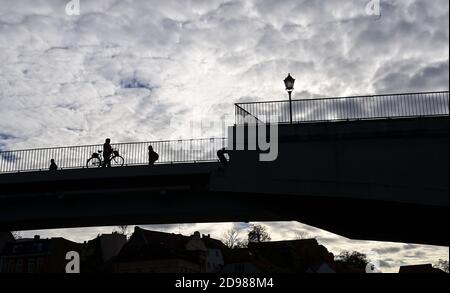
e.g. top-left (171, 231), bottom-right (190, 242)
top-left (0, 91), bottom-right (448, 246)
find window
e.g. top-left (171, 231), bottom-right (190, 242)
top-left (12, 244), bottom-right (23, 254)
top-left (8, 260), bottom-right (15, 273)
top-left (28, 259), bottom-right (35, 273)
top-left (36, 257), bottom-right (44, 273)
top-left (33, 243), bottom-right (43, 252)
top-left (16, 259), bottom-right (23, 273)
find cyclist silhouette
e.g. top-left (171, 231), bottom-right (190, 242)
top-left (103, 138), bottom-right (113, 168)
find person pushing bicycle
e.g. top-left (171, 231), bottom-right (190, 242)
top-left (103, 138), bottom-right (113, 168)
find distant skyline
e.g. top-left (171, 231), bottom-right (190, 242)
top-left (19, 222), bottom-right (449, 273)
top-left (1, 0), bottom-right (449, 273)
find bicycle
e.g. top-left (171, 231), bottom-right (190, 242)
top-left (86, 149), bottom-right (124, 168)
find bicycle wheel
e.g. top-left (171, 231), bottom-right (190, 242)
top-left (86, 157), bottom-right (102, 168)
top-left (111, 155), bottom-right (124, 167)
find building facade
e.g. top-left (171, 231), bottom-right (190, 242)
top-left (114, 227), bottom-right (227, 273)
top-left (0, 235), bottom-right (81, 273)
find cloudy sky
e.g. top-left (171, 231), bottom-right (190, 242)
top-left (0, 0), bottom-right (448, 272)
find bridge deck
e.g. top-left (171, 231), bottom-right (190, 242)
top-left (0, 162), bottom-right (219, 199)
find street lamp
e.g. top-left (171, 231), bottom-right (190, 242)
top-left (284, 73), bottom-right (295, 124)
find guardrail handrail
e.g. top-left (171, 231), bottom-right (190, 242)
top-left (0, 138), bottom-right (227, 174)
top-left (235, 91), bottom-right (449, 124)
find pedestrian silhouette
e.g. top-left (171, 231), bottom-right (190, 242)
top-left (148, 145), bottom-right (159, 165)
top-left (217, 148), bottom-right (230, 166)
top-left (103, 138), bottom-right (113, 168)
top-left (49, 159), bottom-right (58, 171)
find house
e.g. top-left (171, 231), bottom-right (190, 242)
top-left (0, 232), bottom-right (15, 272)
top-left (0, 235), bottom-right (81, 273)
top-left (221, 248), bottom-right (288, 273)
top-left (399, 264), bottom-right (447, 274)
top-left (0, 232), bottom-right (15, 253)
top-left (81, 232), bottom-right (127, 273)
top-left (201, 234), bottom-right (227, 272)
top-left (114, 227), bottom-right (226, 273)
top-left (246, 239), bottom-right (335, 273)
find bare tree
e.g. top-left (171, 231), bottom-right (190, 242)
top-left (434, 259), bottom-right (449, 273)
top-left (222, 227), bottom-right (249, 248)
top-left (222, 228), bottom-right (241, 249)
top-left (248, 224), bottom-right (271, 243)
top-left (294, 230), bottom-right (312, 240)
top-left (116, 225), bottom-right (129, 236)
top-left (234, 240), bottom-right (248, 249)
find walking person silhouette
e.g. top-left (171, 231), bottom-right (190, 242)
top-left (148, 145), bottom-right (159, 166)
top-left (49, 159), bottom-right (58, 171)
top-left (103, 138), bottom-right (113, 168)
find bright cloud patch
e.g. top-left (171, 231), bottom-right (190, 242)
top-left (1, 0), bottom-right (448, 148)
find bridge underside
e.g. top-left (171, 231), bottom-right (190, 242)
top-left (0, 116), bottom-right (448, 247)
top-left (0, 164), bottom-right (447, 246)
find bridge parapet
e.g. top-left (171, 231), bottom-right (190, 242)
top-left (0, 138), bottom-right (226, 174)
top-left (235, 91), bottom-right (449, 124)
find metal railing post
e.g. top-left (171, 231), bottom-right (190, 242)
top-left (289, 91), bottom-right (293, 124)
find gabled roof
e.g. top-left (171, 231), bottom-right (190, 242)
top-left (117, 227), bottom-right (210, 264)
top-left (0, 231), bottom-right (15, 242)
top-left (1, 237), bottom-right (81, 255)
top-left (138, 227), bottom-right (192, 251)
top-left (201, 235), bottom-right (228, 250)
top-left (247, 239), bottom-right (334, 272)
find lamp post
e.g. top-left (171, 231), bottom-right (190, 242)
top-left (284, 73), bottom-right (295, 124)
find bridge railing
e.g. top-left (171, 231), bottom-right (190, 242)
top-left (235, 91), bottom-right (449, 124)
top-left (0, 138), bottom-right (227, 174)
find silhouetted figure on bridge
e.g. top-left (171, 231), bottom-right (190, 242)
top-left (103, 138), bottom-right (113, 168)
top-left (148, 145), bottom-right (159, 166)
top-left (49, 159), bottom-right (58, 171)
top-left (217, 148), bottom-right (231, 167)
